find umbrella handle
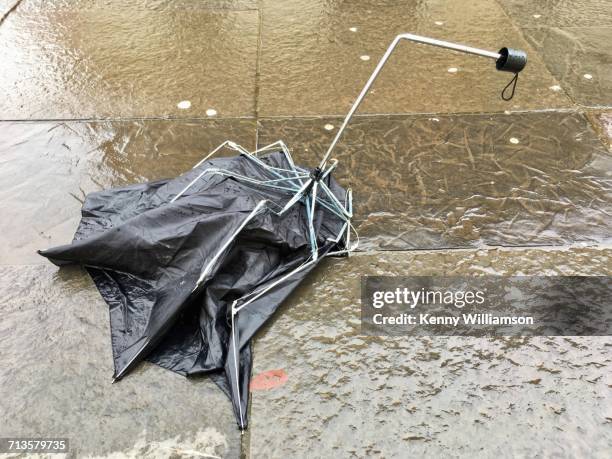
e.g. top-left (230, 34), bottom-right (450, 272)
top-left (318, 33), bottom-right (527, 170)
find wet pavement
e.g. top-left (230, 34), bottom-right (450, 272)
top-left (0, 264), bottom-right (239, 458)
top-left (0, 0), bottom-right (610, 458)
top-left (249, 247), bottom-right (612, 458)
top-left (258, 0), bottom-right (571, 116)
top-left (0, 4), bottom-right (259, 118)
top-left (258, 112), bottom-right (612, 250)
top-left (0, 120), bottom-right (255, 265)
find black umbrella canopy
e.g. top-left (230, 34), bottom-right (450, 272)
top-left (39, 142), bottom-right (354, 429)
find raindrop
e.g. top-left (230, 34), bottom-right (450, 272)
top-left (177, 100), bottom-right (191, 109)
top-left (324, 124), bottom-right (334, 131)
top-left (447, 67), bottom-right (458, 73)
top-left (583, 73), bottom-right (593, 80)
top-left (434, 21), bottom-right (444, 26)
top-left (429, 117), bottom-right (440, 122)
top-left (349, 27), bottom-right (358, 32)
top-left (549, 85), bottom-right (562, 91)
top-left (509, 137), bottom-right (520, 144)
top-left (533, 14), bottom-right (541, 18)
top-left (360, 55), bottom-right (371, 61)
top-left (206, 108), bottom-right (217, 116)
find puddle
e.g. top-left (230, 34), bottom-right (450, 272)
top-left (250, 247), bottom-right (612, 457)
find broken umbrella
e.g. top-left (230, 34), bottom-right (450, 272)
top-left (39, 33), bottom-right (526, 429)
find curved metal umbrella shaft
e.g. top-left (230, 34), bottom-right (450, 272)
top-left (318, 33), bottom-right (503, 170)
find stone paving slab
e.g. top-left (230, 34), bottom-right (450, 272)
top-left (0, 120), bottom-right (255, 265)
top-left (257, 0), bottom-right (570, 117)
top-left (249, 247), bottom-right (612, 458)
top-left (497, 0), bottom-right (612, 27)
top-left (0, 6), bottom-right (258, 119)
top-left (521, 26), bottom-right (612, 108)
top-left (0, 264), bottom-right (240, 458)
top-left (258, 112), bottom-right (612, 250)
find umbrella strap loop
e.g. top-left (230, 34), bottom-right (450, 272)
top-left (501, 73), bottom-right (519, 101)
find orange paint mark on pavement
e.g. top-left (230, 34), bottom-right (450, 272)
top-left (249, 369), bottom-right (288, 391)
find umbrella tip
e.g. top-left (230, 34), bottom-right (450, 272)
top-left (111, 377), bottom-right (118, 384)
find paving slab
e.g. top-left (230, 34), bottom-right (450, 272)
top-left (0, 120), bottom-right (255, 265)
top-left (258, 112), bottom-right (612, 250)
top-left (0, 264), bottom-right (240, 458)
top-left (521, 26), bottom-right (612, 108)
top-left (249, 247), bottom-right (612, 458)
top-left (497, 0), bottom-right (612, 27)
top-left (257, 0), bottom-right (570, 117)
top-left (0, 6), bottom-right (258, 119)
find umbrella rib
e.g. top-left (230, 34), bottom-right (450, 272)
top-left (193, 199), bottom-right (268, 290)
top-left (229, 210), bottom-right (358, 427)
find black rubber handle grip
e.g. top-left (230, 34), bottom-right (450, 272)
top-left (496, 47), bottom-right (527, 73)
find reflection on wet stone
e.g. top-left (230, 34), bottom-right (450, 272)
top-left (0, 6), bottom-right (258, 118)
top-left (521, 27), bottom-right (612, 108)
top-left (497, 0), bottom-right (612, 27)
top-left (259, 112), bottom-right (612, 250)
